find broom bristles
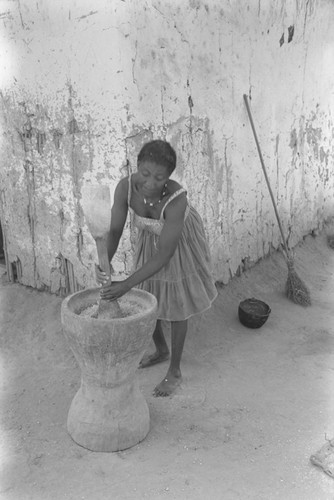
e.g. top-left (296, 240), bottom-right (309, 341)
top-left (285, 258), bottom-right (311, 306)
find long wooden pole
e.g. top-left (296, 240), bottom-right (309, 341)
top-left (243, 94), bottom-right (290, 259)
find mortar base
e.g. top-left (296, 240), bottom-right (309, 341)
top-left (67, 379), bottom-right (150, 452)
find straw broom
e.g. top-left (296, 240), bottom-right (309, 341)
top-left (243, 94), bottom-right (311, 307)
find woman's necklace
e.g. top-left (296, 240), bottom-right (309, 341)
top-left (143, 183), bottom-right (168, 207)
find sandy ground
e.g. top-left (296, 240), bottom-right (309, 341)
top-left (1, 229), bottom-right (334, 499)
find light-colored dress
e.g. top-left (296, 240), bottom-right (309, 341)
top-left (127, 176), bottom-right (217, 321)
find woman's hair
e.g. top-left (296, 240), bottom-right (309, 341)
top-left (137, 140), bottom-right (176, 174)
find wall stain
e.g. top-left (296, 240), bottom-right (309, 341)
top-left (50, 256), bottom-right (67, 295)
top-left (18, 121), bottom-right (33, 152)
top-left (68, 118), bottom-right (80, 134)
top-left (52, 129), bottom-right (63, 149)
top-left (58, 208), bottom-right (65, 224)
top-left (319, 146), bottom-right (328, 168)
top-left (186, 79), bottom-right (194, 135)
top-left (9, 257), bottom-right (22, 283)
top-left (288, 25), bottom-right (294, 43)
top-left (50, 253), bottom-right (83, 296)
top-left (289, 128), bottom-right (297, 150)
top-left (23, 158), bottom-right (37, 284)
top-left (36, 131), bottom-right (46, 154)
top-left (306, 122), bottom-right (321, 158)
top-left (0, 11), bottom-right (12, 20)
top-left (76, 228), bottom-right (83, 261)
top-left (77, 10), bottom-right (98, 21)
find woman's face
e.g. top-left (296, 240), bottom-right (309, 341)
top-left (137, 161), bottom-right (170, 197)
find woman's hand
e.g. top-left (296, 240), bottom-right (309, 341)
top-left (100, 280), bottom-right (131, 301)
top-left (95, 264), bottom-right (110, 287)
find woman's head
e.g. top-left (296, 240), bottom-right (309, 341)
top-left (137, 140), bottom-right (176, 175)
top-left (136, 140), bottom-right (176, 198)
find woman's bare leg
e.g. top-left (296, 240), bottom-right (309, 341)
top-left (153, 319), bottom-right (187, 397)
top-left (139, 320), bottom-right (170, 368)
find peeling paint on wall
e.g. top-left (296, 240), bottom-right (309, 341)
top-left (0, 0), bottom-right (333, 292)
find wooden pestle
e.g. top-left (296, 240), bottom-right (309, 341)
top-left (81, 185), bottom-right (122, 319)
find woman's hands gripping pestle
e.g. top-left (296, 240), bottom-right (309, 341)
top-left (95, 264), bottom-right (130, 308)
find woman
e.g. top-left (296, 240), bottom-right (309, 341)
top-left (96, 140), bottom-right (217, 397)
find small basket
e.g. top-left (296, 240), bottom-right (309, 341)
top-left (238, 298), bottom-right (271, 329)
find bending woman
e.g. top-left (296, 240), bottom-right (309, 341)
top-left (96, 140), bottom-right (217, 397)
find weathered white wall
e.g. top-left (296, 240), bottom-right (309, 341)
top-left (0, 0), bottom-right (334, 293)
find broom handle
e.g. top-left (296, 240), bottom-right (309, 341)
top-left (243, 94), bottom-right (290, 258)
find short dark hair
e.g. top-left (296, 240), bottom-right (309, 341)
top-left (137, 140), bottom-right (176, 174)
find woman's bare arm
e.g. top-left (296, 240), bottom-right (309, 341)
top-left (100, 191), bottom-right (187, 300)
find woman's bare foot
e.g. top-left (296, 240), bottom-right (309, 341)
top-left (139, 351), bottom-right (169, 369)
top-left (153, 371), bottom-right (182, 397)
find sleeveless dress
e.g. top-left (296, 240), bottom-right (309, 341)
top-left (127, 176), bottom-right (218, 321)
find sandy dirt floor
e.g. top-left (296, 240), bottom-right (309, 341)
top-left (1, 228), bottom-right (334, 499)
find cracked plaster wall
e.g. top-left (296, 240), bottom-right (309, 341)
top-left (0, 0), bottom-right (334, 293)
